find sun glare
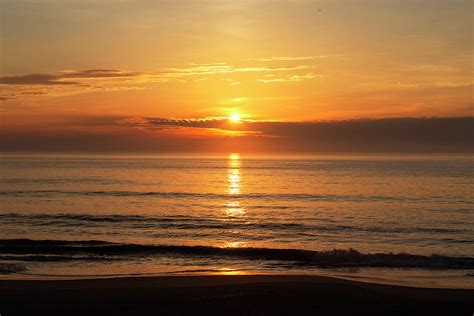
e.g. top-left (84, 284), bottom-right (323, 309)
top-left (229, 114), bottom-right (241, 122)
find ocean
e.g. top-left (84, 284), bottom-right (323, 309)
top-left (0, 153), bottom-right (473, 288)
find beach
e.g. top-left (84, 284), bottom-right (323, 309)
top-left (1, 275), bottom-right (473, 315)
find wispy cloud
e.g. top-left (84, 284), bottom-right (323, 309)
top-left (0, 59), bottom-right (318, 102)
top-left (0, 63), bottom-right (311, 88)
top-left (117, 116), bottom-right (262, 137)
top-left (118, 116), bottom-right (234, 129)
top-left (0, 70), bottom-right (142, 85)
top-left (220, 78), bottom-right (240, 85)
top-left (60, 69), bottom-right (142, 78)
top-left (0, 69), bottom-right (149, 101)
top-left (250, 55), bottom-right (343, 62)
top-left (161, 63), bottom-right (309, 77)
top-left (0, 74), bottom-right (80, 86)
top-left (258, 73), bottom-right (322, 83)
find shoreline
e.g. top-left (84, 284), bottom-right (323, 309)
top-left (1, 274), bottom-right (472, 315)
top-left (2, 268), bottom-right (473, 290)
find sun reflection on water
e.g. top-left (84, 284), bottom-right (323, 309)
top-left (214, 268), bottom-right (245, 275)
top-left (225, 153), bottom-right (245, 218)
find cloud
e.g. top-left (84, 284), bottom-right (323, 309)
top-left (118, 116), bottom-right (232, 129)
top-left (251, 56), bottom-right (316, 62)
top-left (250, 55), bottom-right (343, 62)
top-left (161, 63), bottom-right (309, 77)
top-left (406, 64), bottom-right (459, 73)
top-left (0, 74), bottom-right (80, 85)
top-left (117, 116), bottom-right (261, 137)
top-left (0, 63), bottom-right (312, 89)
top-left (1, 116), bottom-right (472, 152)
top-left (258, 73), bottom-right (322, 83)
top-left (0, 70), bottom-right (143, 86)
top-left (60, 69), bottom-right (142, 78)
top-left (115, 116), bottom-right (474, 152)
top-left (220, 78), bottom-right (240, 85)
top-left (0, 58), bottom-right (318, 102)
top-left (0, 69), bottom-right (151, 101)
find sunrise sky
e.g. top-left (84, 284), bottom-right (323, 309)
top-left (1, 0), bottom-right (472, 152)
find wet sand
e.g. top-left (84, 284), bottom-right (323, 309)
top-left (0, 275), bottom-right (472, 315)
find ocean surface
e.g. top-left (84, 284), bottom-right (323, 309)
top-left (0, 153), bottom-right (473, 288)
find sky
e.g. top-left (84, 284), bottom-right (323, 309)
top-left (1, 0), bottom-right (472, 152)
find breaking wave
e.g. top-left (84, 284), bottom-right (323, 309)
top-left (0, 239), bottom-right (473, 269)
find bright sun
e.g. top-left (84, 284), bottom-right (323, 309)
top-left (229, 114), bottom-right (241, 122)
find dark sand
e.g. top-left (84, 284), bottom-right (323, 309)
top-left (0, 275), bottom-right (472, 315)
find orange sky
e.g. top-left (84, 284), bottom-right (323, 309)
top-left (0, 0), bottom-right (472, 152)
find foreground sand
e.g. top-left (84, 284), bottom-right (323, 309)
top-left (0, 275), bottom-right (472, 315)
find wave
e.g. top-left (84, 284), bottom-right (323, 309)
top-left (0, 178), bottom-right (138, 185)
top-left (0, 190), bottom-right (470, 204)
top-left (0, 213), bottom-right (468, 235)
top-left (0, 239), bottom-right (473, 269)
top-left (0, 263), bottom-right (27, 274)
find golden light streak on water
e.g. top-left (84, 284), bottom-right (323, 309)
top-left (225, 154), bottom-right (245, 218)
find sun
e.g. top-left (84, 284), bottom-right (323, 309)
top-left (229, 114), bottom-right (241, 122)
